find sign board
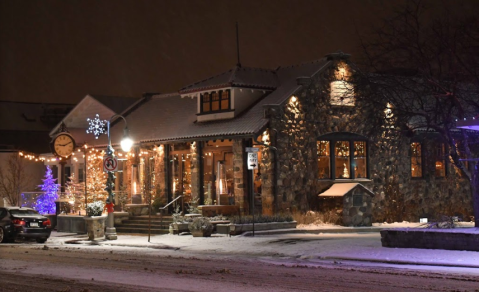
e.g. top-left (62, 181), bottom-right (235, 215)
top-left (247, 153), bottom-right (258, 170)
top-left (245, 147), bottom-right (259, 153)
top-left (103, 155), bottom-right (119, 172)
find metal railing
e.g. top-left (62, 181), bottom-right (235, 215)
top-left (158, 195), bottom-right (184, 228)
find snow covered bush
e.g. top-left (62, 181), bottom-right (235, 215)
top-left (86, 201), bottom-right (104, 216)
top-left (188, 217), bottom-right (213, 232)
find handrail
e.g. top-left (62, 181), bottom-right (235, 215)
top-left (158, 195), bottom-right (184, 229)
top-left (158, 195), bottom-right (184, 211)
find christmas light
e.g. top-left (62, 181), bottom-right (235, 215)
top-left (86, 114), bottom-right (107, 139)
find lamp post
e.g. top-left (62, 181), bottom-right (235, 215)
top-left (104, 114), bottom-right (133, 240)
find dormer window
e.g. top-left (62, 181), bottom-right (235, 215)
top-left (201, 90), bottom-right (230, 113)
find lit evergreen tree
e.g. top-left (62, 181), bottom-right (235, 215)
top-left (86, 153), bottom-right (107, 203)
top-left (37, 166), bottom-right (59, 214)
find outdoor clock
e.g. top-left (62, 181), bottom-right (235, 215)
top-left (51, 133), bottom-right (76, 158)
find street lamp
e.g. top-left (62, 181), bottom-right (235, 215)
top-left (104, 114), bottom-right (133, 240)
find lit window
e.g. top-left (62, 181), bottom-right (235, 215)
top-left (211, 92), bottom-right (220, 111)
top-left (411, 142), bottom-right (422, 178)
top-left (317, 141), bottom-right (330, 179)
top-left (200, 90), bottom-right (231, 113)
top-left (435, 144), bottom-right (446, 177)
top-left (317, 133), bottom-right (367, 180)
top-left (220, 90), bottom-right (230, 110)
top-left (354, 141), bottom-right (367, 178)
top-left (335, 141), bottom-right (350, 178)
top-left (202, 93), bottom-right (211, 112)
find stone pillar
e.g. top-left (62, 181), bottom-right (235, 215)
top-left (233, 139), bottom-right (248, 215)
top-left (154, 145), bottom-right (167, 205)
top-left (261, 146), bottom-right (274, 215)
top-left (190, 142), bottom-right (201, 201)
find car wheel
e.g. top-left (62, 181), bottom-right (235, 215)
top-left (36, 238), bottom-right (47, 243)
top-left (0, 227), bottom-right (4, 243)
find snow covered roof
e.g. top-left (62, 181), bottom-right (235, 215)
top-left (90, 56), bottom-right (335, 146)
top-left (179, 66), bottom-right (279, 94)
top-left (318, 183), bottom-right (374, 197)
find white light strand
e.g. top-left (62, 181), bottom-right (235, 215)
top-left (86, 114), bottom-right (107, 139)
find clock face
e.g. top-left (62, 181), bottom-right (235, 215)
top-left (53, 134), bottom-right (75, 158)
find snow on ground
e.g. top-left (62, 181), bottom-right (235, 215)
top-left (47, 221), bottom-right (479, 274)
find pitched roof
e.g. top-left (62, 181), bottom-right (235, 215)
top-left (95, 93), bottom-right (269, 146)
top-left (179, 66), bottom-right (279, 94)
top-left (92, 56), bottom-right (334, 146)
top-left (90, 95), bottom-right (142, 115)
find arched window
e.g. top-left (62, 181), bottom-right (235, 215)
top-left (317, 132), bottom-right (368, 180)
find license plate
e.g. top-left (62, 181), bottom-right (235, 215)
top-left (30, 222), bottom-right (39, 227)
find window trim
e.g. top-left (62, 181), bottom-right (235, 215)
top-left (317, 132), bottom-right (369, 180)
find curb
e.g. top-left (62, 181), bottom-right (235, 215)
top-left (321, 255), bottom-right (479, 269)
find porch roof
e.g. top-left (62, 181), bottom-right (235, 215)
top-left (319, 183), bottom-right (373, 197)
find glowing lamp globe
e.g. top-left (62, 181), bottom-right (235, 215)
top-left (121, 137), bottom-right (133, 152)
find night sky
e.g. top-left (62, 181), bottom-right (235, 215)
top-left (1, 0), bottom-right (478, 104)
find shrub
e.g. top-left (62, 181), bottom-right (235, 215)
top-left (230, 214), bottom-right (294, 224)
top-left (86, 201), bottom-right (104, 216)
top-left (188, 217), bottom-right (214, 232)
top-left (292, 210), bottom-right (341, 225)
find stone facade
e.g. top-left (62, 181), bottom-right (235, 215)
top-left (266, 57), bottom-right (473, 222)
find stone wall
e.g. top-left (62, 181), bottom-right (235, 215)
top-left (269, 57), bottom-right (473, 221)
top-left (342, 187), bottom-right (373, 226)
top-left (381, 229), bottom-right (479, 251)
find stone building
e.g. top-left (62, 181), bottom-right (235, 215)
top-left (75, 52), bottom-right (473, 223)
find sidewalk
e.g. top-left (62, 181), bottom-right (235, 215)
top-left (47, 223), bottom-right (479, 271)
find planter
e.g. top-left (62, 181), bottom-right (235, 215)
top-left (191, 229), bottom-right (213, 237)
top-left (57, 215), bottom-right (86, 233)
top-left (169, 223), bottom-right (190, 235)
top-left (83, 215), bottom-right (107, 240)
top-left (218, 221), bottom-right (297, 235)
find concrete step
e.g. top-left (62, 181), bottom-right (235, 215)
top-left (124, 219), bottom-right (173, 224)
top-left (118, 223), bottom-right (170, 229)
top-left (115, 227), bottom-right (170, 235)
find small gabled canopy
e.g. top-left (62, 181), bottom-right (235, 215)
top-left (319, 183), bottom-right (374, 197)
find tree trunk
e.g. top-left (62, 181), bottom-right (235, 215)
top-left (472, 163), bottom-right (479, 227)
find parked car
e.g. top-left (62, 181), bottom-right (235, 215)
top-left (0, 207), bottom-right (52, 243)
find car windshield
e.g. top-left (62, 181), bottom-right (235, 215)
top-left (9, 209), bottom-right (40, 215)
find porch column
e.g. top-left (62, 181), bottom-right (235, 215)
top-left (190, 142), bottom-right (201, 202)
top-left (233, 139), bottom-right (248, 215)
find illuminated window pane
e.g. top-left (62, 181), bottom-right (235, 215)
top-left (211, 92), bottom-right (220, 111)
top-left (202, 94), bottom-right (210, 112)
top-left (411, 142), bottom-right (422, 177)
top-left (317, 141), bottom-right (330, 179)
top-left (335, 141), bottom-right (350, 178)
top-left (221, 90), bottom-right (230, 110)
top-left (354, 141), bottom-right (367, 178)
top-left (435, 144), bottom-right (446, 177)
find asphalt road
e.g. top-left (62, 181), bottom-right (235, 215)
top-left (1, 243), bottom-right (479, 292)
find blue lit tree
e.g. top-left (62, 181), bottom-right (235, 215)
top-left (37, 166), bottom-right (59, 214)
